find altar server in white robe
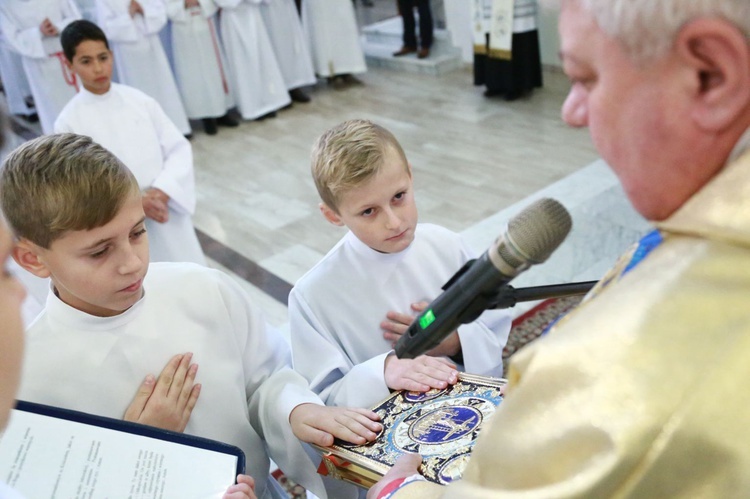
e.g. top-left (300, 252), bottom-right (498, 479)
top-left (289, 120), bottom-right (511, 409)
top-left (259, 0), bottom-right (316, 103)
top-left (0, 0), bottom-right (81, 134)
top-left (215, 0), bottom-right (291, 120)
top-left (301, 0), bottom-right (366, 79)
top-left (95, 0), bottom-right (191, 134)
top-left (54, 20), bottom-right (204, 264)
top-left (165, 0), bottom-right (238, 135)
top-left (3, 133), bottom-right (381, 499)
top-left (0, 34), bottom-right (37, 120)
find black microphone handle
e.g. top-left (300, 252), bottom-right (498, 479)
top-left (394, 252), bottom-right (513, 359)
top-left (491, 281), bottom-right (598, 309)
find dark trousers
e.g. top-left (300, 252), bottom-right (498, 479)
top-left (397, 0), bottom-right (433, 49)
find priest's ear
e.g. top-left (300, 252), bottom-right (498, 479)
top-left (12, 239), bottom-right (51, 279)
top-left (676, 17), bottom-right (750, 131)
top-left (319, 203), bottom-right (344, 227)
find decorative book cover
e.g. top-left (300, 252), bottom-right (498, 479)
top-left (315, 373), bottom-right (505, 489)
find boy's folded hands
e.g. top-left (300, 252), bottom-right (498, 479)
top-left (289, 404), bottom-right (383, 447)
top-left (123, 352), bottom-right (201, 432)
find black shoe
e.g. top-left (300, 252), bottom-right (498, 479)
top-left (216, 113), bottom-right (240, 127)
top-left (256, 111), bottom-right (277, 121)
top-left (329, 76), bottom-right (347, 90)
top-left (184, 133), bottom-right (194, 140)
top-left (202, 118), bottom-right (218, 135)
top-left (289, 87), bottom-right (311, 103)
top-left (19, 112), bottom-right (39, 123)
top-left (341, 74), bottom-right (363, 85)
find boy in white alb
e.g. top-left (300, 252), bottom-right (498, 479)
top-left (165, 0), bottom-right (239, 135)
top-left (0, 0), bottom-right (81, 134)
top-left (54, 20), bottom-right (204, 265)
top-left (289, 120), bottom-right (511, 409)
top-left (259, 0), bottom-right (315, 103)
top-left (216, 0), bottom-right (291, 120)
top-left (1, 133), bottom-right (382, 499)
top-left (94, 0), bottom-right (191, 134)
top-left (301, 0), bottom-right (366, 84)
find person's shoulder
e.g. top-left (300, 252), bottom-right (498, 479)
top-left (292, 234), bottom-right (352, 294)
top-left (416, 223), bottom-right (462, 245)
top-left (54, 92), bottom-right (85, 127)
top-left (146, 262), bottom-right (228, 291)
top-left (113, 83), bottom-right (153, 103)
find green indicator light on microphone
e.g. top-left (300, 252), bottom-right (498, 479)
top-left (419, 310), bottom-right (436, 329)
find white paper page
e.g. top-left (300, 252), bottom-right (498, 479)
top-left (0, 409), bottom-right (238, 499)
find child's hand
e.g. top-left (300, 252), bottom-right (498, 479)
top-left (129, 0), bottom-right (144, 17)
top-left (39, 18), bottom-right (58, 37)
top-left (123, 353), bottom-right (201, 432)
top-left (384, 353), bottom-right (458, 392)
top-left (289, 404), bottom-right (382, 447)
top-left (223, 474), bottom-right (256, 499)
top-left (382, 301), bottom-right (462, 358)
top-left (142, 188), bottom-right (170, 223)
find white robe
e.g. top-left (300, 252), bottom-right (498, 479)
top-left (165, 0), bottom-right (233, 119)
top-left (215, 0), bottom-right (291, 120)
top-left (289, 223), bottom-right (512, 409)
top-left (54, 83), bottom-right (206, 265)
top-left (301, 0), bottom-right (366, 77)
top-left (0, 0), bottom-right (80, 134)
top-left (259, 0), bottom-right (316, 90)
top-left (95, 0), bottom-right (191, 134)
top-left (0, 35), bottom-right (35, 116)
top-left (18, 262), bottom-right (331, 499)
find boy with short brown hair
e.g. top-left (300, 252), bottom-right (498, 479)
top-left (2, 133), bottom-right (381, 499)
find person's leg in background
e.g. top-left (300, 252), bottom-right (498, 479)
top-left (394, 0), bottom-right (417, 56)
top-left (415, 0), bottom-right (432, 58)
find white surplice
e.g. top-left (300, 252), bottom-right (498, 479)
top-left (0, 35), bottom-right (35, 116)
top-left (289, 224), bottom-right (512, 409)
top-left (18, 262), bottom-right (331, 499)
top-left (54, 83), bottom-right (205, 265)
top-left (259, 0), bottom-right (315, 90)
top-left (166, 0), bottom-right (234, 119)
top-left (301, 0), bottom-right (366, 77)
top-left (95, 0), bottom-right (191, 134)
top-left (0, 0), bottom-right (81, 133)
top-left (215, 0), bottom-right (291, 120)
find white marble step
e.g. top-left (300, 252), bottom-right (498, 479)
top-left (361, 17), bottom-right (464, 76)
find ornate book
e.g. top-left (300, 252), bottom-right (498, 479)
top-left (315, 373), bottom-right (505, 489)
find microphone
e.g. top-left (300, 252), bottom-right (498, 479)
top-left (394, 198), bottom-right (573, 359)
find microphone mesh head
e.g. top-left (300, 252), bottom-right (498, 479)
top-left (502, 198), bottom-right (572, 265)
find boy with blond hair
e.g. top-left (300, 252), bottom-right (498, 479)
top-left (289, 119), bottom-right (511, 409)
top-left (1, 133), bottom-right (382, 499)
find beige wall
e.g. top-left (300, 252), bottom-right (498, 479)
top-left (539, 4), bottom-right (562, 68)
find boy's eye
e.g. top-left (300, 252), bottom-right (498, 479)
top-left (131, 228), bottom-right (147, 239)
top-left (361, 208), bottom-right (375, 217)
top-left (90, 247), bottom-right (109, 259)
top-left (394, 191), bottom-right (406, 201)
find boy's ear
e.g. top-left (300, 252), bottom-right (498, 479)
top-left (64, 57), bottom-right (73, 71)
top-left (319, 203), bottom-right (344, 226)
top-left (12, 239), bottom-right (51, 279)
